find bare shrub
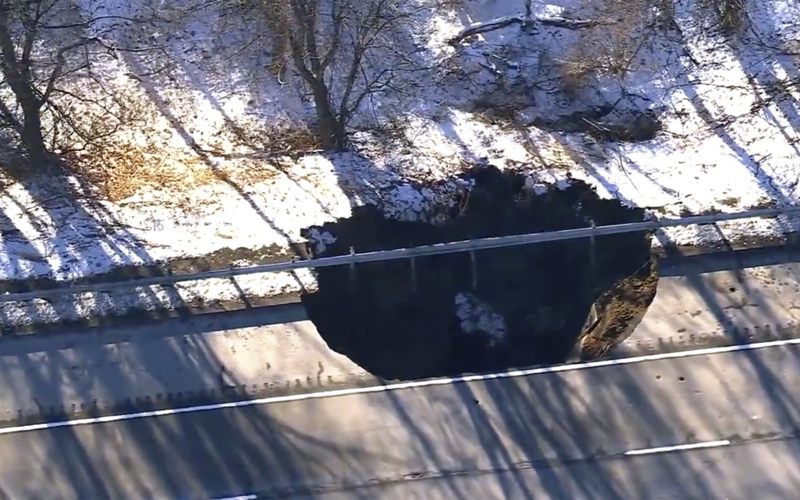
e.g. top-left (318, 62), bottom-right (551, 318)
top-left (555, 56), bottom-right (596, 99)
top-left (553, 0), bottom-right (674, 95)
top-left (65, 144), bottom-right (200, 201)
top-left (696, 0), bottom-right (749, 35)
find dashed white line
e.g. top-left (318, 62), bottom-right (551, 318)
top-left (206, 437), bottom-right (733, 500)
top-left (210, 439), bottom-right (734, 499)
top-left (624, 440), bottom-right (732, 456)
top-left (209, 438), bottom-right (734, 499)
top-left (0, 336), bottom-right (798, 435)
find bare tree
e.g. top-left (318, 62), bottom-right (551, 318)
top-left (241, 0), bottom-right (425, 150)
top-left (0, 0), bottom-right (159, 169)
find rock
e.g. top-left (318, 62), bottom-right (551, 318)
top-left (574, 258), bottom-right (659, 361)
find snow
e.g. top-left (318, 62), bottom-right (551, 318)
top-left (0, 155), bottom-right (353, 280)
top-left (455, 292), bottom-right (507, 346)
top-left (0, 0), bottom-right (799, 326)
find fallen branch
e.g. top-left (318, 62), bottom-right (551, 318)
top-left (448, 14), bottom-right (604, 46)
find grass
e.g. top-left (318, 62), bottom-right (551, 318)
top-left (0, 103), bottom-right (324, 202)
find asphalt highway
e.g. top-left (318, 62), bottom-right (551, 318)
top-left (0, 339), bottom-right (798, 499)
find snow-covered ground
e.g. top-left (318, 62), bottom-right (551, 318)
top-left (0, 0), bottom-right (799, 325)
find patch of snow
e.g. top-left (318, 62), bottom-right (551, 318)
top-left (0, 153), bottom-right (354, 282)
top-left (525, 176), bottom-right (550, 195)
top-left (306, 228), bottom-right (337, 255)
top-left (455, 291), bottom-right (507, 346)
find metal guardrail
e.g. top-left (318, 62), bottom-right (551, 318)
top-left (1, 205), bottom-right (799, 303)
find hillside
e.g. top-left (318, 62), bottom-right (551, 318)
top-left (0, 0), bottom-right (797, 326)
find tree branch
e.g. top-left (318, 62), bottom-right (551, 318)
top-left (344, 66), bottom-right (392, 121)
top-left (288, 31), bottom-right (318, 84)
top-left (0, 95), bottom-right (21, 132)
top-left (21, 26), bottom-right (37, 67)
top-left (42, 98), bottom-right (93, 145)
top-left (41, 14), bottom-right (159, 30)
top-left (0, 11), bottom-right (22, 79)
top-left (447, 14), bottom-right (604, 46)
top-left (41, 37), bottom-right (101, 104)
top-left (338, 30), bottom-right (367, 116)
top-left (320, 0), bottom-right (342, 71)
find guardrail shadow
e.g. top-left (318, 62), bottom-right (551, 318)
top-left (654, 230), bottom-right (800, 440)
top-left (659, 243), bottom-right (800, 276)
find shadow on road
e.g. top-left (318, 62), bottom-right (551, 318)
top-left (0, 239), bottom-right (798, 497)
top-left (0, 309), bottom-right (364, 499)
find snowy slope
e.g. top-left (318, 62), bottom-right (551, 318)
top-left (0, 0), bottom-right (799, 324)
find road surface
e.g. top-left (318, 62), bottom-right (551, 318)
top-left (308, 439), bottom-right (800, 500)
top-left (1, 340), bottom-right (799, 499)
top-left (1, 246), bottom-right (800, 423)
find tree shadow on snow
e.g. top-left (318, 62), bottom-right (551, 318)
top-left (671, 16), bottom-right (799, 237)
top-left (0, 149), bottom-right (184, 333)
top-left (733, 0), bottom-right (800, 163)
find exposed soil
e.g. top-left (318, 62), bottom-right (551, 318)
top-left (575, 259), bottom-right (659, 360)
top-left (302, 165), bottom-right (658, 381)
top-left (529, 106), bottom-right (663, 142)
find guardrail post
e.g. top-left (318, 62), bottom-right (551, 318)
top-left (470, 250), bottom-right (478, 290)
top-left (589, 219), bottom-right (596, 272)
top-left (2, 206), bottom-right (799, 303)
top-left (409, 241), bottom-right (418, 293)
top-left (348, 246), bottom-right (356, 291)
top-left (410, 256), bottom-right (417, 292)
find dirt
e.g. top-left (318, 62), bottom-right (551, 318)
top-left (529, 106), bottom-right (663, 142)
top-left (301, 165), bottom-right (658, 381)
top-left (575, 258), bottom-right (659, 360)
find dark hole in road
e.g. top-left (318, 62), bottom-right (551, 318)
top-left (301, 165), bottom-right (658, 381)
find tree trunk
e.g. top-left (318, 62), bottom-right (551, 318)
top-left (310, 79), bottom-right (347, 150)
top-left (20, 98), bottom-right (48, 167)
top-left (0, 17), bottom-right (48, 167)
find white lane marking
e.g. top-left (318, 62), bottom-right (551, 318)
top-left (0, 336), bottom-right (799, 435)
top-left (210, 496), bottom-right (257, 500)
top-left (624, 439), bottom-right (731, 456)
